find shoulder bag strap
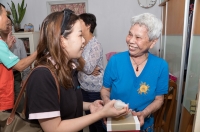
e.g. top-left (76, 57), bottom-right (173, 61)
top-left (7, 65), bottom-right (60, 125)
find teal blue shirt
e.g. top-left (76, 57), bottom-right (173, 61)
top-left (0, 40), bottom-right (19, 68)
top-left (103, 51), bottom-right (169, 130)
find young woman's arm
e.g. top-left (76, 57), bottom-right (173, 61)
top-left (39, 100), bottom-right (128, 132)
top-left (83, 101), bottom-right (91, 111)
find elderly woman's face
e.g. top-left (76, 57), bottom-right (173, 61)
top-left (126, 24), bottom-right (157, 57)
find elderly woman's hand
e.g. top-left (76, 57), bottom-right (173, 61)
top-left (132, 111), bottom-right (145, 127)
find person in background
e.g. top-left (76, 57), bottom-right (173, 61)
top-left (0, 3), bottom-right (37, 111)
top-left (101, 13), bottom-right (169, 131)
top-left (78, 13), bottom-right (105, 132)
top-left (25, 9), bottom-right (129, 132)
top-left (0, 16), bottom-right (31, 113)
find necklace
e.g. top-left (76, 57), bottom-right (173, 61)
top-left (131, 54), bottom-right (148, 72)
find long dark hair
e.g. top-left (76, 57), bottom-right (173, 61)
top-left (79, 13), bottom-right (97, 33)
top-left (35, 10), bottom-right (80, 88)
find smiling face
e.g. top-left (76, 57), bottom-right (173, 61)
top-left (0, 6), bottom-right (8, 31)
top-left (60, 20), bottom-right (85, 59)
top-left (126, 24), bottom-right (157, 57)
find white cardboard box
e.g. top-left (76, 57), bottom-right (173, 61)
top-left (107, 113), bottom-right (140, 132)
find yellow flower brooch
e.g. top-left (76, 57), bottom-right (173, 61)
top-left (138, 82), bottom-right (150, 94)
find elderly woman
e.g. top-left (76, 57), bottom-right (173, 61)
top-left (101, 13), bottom-right (169, 131)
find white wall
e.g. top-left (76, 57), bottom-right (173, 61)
top-left (1, 0), bottom-right (161, 67)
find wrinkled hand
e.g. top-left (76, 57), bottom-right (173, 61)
top-left (89, 100), bottom-right (104, 114)
top-left (92, 66), bottom-right (101, 76)
top-left (132, 111), bottom-right (145, 127)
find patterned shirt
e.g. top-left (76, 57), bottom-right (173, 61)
top-left (78, 36), bottom-right (104, 92)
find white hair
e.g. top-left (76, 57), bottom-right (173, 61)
top-left (131, 13), bottom-right (163, 41)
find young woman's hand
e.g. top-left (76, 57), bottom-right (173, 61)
top-left (89, 100), bottom-right (104, 114)
top-left (101, 100), bottom-right (129, 118)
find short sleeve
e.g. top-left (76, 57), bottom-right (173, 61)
top-left (26, 67), bottom-right (60, 119)
top-left (155, 60), bottom-right (169, 95)
top-left (103, 56), bottom-right (117, 88)
top-left (0, 40), bottom-right (19, 68)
